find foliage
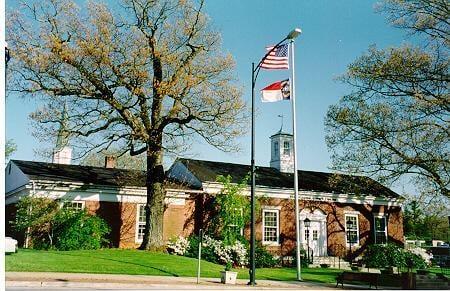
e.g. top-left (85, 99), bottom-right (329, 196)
top-left (407, 247), bottom-right (432, 268)
top-left (224, 261), bottom-right (232, 271)
top-left (212, 175), bottom-right (255, 245)
top-left (254, 242), bottom-right (279, 268)
top-left (167, 236), bottom-right (190, 256)
top-left (403, 199), bottom-right (450, 240)
top-left (325, 0), bottom-right (449, 199)
top-left (13, 196), bottom-right (60, 248)
top-left (376, 0), bottom-right (449, 47)
top-left (9, 0), bottom-right (247, 249)
top-left (6, 139), bottom-right (17, 160)
top-left (362, 244), bottom-right (428, 269)
top-left (169, 235), bottom-right (247, 267)
top-left (13, 196), bottom-right (110, 250)
top-left (291, 247), bottom-right (310, 268)
top-left (53, 209), bottom-right (110, 251)
top-left (201, 235), bottom-right (248, 267)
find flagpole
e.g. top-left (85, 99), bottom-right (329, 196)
top-left (290, 39), bottom-right (302, 281)
top-left (249, 28), bottom-right (301, 286)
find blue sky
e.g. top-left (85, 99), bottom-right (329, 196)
top-left (6, 1), bottom-right (409, 181)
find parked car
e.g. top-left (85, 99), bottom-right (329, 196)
top-left (5, 237), bottom-right (18, 253)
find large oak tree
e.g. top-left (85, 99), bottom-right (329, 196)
top-left (8, 0), bottom-right (247, 249)
top-left (325, 0), bottom-right (449, 199)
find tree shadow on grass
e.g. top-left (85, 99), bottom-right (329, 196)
top-left (46, 251), bottom-right (180, 277)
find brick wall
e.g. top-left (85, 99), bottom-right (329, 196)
top-left (249, 198), bottom-right (404, 257)
top-left (85, 196), bottom-right (199, 248)
top-left (6, 193), bottom-right (404, 253)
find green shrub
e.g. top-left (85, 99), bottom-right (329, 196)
top-left (13, 197), bottom-right (111, 251)
top-left (13, 196), bottom-right (60, 249)
top-left (184, 235), bottom-right (200, 258)
top-left (362, 243), bottom-right (427, 269)
top-left (291, 248), bottom-right (309, 268)
top-left (254, 242), bottom-right (279, 268)
top-left (54, 209), bottom-right (110, 250)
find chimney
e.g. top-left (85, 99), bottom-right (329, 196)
top-left (52, 147), bottom-right (72, 165)
top-left (104, 156), bottom-right (117, 168)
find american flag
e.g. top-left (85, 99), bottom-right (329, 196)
top-left (260, 43), bottom-right (289, 70)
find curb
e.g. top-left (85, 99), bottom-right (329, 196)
top-left (6, 280), bottom-right (325, 290)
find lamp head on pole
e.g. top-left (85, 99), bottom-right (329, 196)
top-left (287, 28), bottom-right (302, 40)
top-left (347, 219), bottom-right (354, 228)
top-left (304, 217), bottom-right (311, 228)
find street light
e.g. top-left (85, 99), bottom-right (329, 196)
top-left (304, 218), bottom-right (311, 263)
top-left (249, 27), bottom-right (302, 286)
top-left (346, 219), bottom-right (354, 265)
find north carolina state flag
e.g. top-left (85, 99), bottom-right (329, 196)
top-left (260, 79), bottom-right (290, 102)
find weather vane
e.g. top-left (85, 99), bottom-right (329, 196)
top-left (278, 114), bottom-right (284, 132)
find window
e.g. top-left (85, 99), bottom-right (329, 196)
top-left (345, 214), bottom-right (359, 245)
top-left (62, 201), bottom-right (84, 211)
top-left (374, 216), bottom-right (387, 244)
top-left (262, 209), bottom-right (279, 245)
top-left (283, 141), bottom-right (290, 155)
top-left (274, 141), bottom-right (279, 155)
top-left (136, 204), bottom-right (146, 242)
top-left (312, 230), bottom-right (318, 241)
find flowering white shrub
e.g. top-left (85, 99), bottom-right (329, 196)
top-left (408, 247), bottom-right (433, 265)
top-left (229, 240), bottom-right (248, 266)
top-left (167, 236), bottom-right (190, 256)
top-left (202, 235), bottom-right (248, 267)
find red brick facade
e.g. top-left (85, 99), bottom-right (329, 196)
top-left (5, 194), bottom-right (403, 254)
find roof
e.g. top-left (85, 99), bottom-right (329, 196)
top-left (173, 158), bottom-right (400, 198)
top-left (10, 160), bottom-right (196, 190)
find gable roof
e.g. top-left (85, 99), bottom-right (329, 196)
top-left (170, 158), bottom-right (400, 199)
top-left (10, 160), bottom-right (196, 190)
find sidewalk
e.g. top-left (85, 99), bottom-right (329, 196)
top-left (6, 272), bottom-right (337, 290)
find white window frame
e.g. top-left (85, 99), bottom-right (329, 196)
top-left (344, 214), bottom-right (359, 247)
top-left (61, 201), bottom-right (85, 211)
top-left (374, 215), bottom-right (388, 244)
top-left (283, 141), bottom-right (290, 155)
top-left (135, 204), bottom-right (146, 243)
top-left (262, 209), bottom-right (280, 246)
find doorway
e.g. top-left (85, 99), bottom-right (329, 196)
top-left (300, 208), bottom-right (327, 257)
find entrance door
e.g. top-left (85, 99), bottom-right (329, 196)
top-left (300, 208), bottom-right (328, 257)
top-left (307, 221), bottom-right (322, 257)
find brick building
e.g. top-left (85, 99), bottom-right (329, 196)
top-left (5, 130), bottom-right (404, 259)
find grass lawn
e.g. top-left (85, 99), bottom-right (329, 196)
top-left (6, 249), bottom-right (341, 283)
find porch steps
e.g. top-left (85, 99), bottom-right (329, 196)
top-left (311, 256), bottom-right (350, 269)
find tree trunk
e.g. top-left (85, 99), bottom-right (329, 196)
top-left (139, 141), bottom-right (165, 250)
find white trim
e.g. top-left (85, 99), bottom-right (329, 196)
top-left (373, 215), bottom-right (388, 244)
top-left (7, 178), bottom-right (404, 207)
top-left (6, 180), bottom-right (194, 205)
top-left (135, 204), bottom-right (145, 243)
top-left (262, 205), bottom-right (282, 210)
top-left (262, 208), bottom-right (280, 246)
top-left (202, 182), bottom-right (404, 206)
top-left (344, 210), bottom-right (360, 215)
top-left (344, 214), bottom-right (360, 247)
